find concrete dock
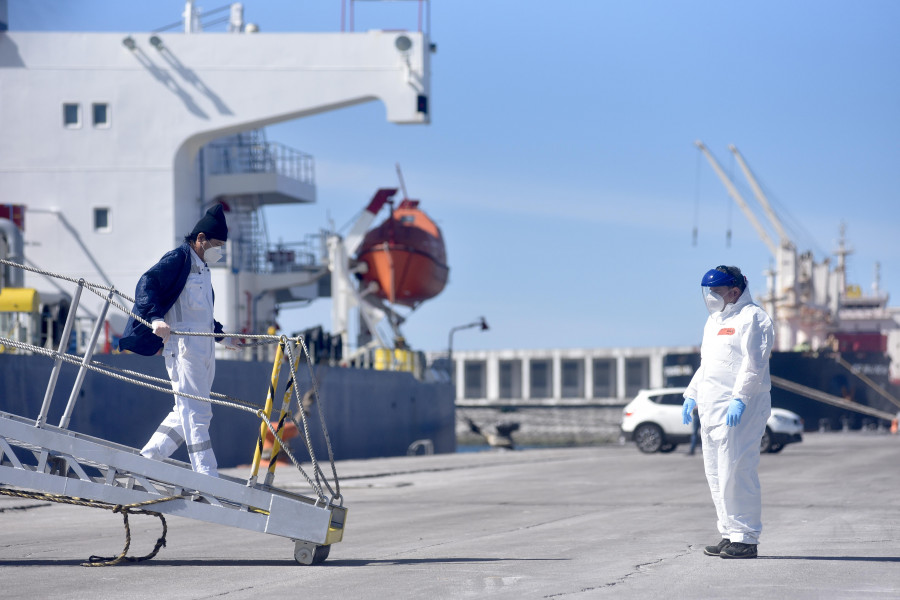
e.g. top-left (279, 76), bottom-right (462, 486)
top-left (2, 432), bottom-right (899, 599)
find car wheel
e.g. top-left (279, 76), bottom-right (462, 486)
top-left (659, 443), bottom-right (677, 453)
top-left (768, 443), bottom-right (784, 453)
top-left (634, 423), bottom-right (664, 453)
top-left (760, 427), bottom-right (773, 453)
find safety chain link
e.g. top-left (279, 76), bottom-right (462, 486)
top-left (0, 486), bottom-right (178, 566)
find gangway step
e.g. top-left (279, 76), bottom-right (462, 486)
top-left (0, 410), bottom-right (345, 563)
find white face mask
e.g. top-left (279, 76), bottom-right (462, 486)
top-left (204, 244), bottom-right (225, 264)
top-left (704, 290), bottom-right (725, 314)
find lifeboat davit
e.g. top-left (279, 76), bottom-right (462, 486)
top-left (356, 199), bottom-right (449, 307)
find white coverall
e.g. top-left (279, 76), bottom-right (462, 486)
top-left (140, 250), bottom-right (219, 476)
top-left (684, 288), bottom-right (774, 544)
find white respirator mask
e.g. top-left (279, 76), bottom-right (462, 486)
top-left (703, 289), bottom-right (725, 315)
top-left (204, 244), bottom-right (225, 264)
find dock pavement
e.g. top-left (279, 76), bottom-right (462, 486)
top-left (1, 432), bottom-right (899, 599)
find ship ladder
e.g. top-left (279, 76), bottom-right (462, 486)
top-left (0, 259), bottom-right (345, 566)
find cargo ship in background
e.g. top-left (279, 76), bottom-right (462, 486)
top-left (1, 3), bottom-right (897, 457)
top-left (0, 1), bottom-right (457, 465)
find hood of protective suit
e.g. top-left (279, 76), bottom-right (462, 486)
top-left (715, 287), bottom-right (754, 320)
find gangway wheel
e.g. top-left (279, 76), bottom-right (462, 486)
top-left (294, 541), bottom-right (331, 565)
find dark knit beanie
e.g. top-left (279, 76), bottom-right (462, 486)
top-left (191, 204), bottom-right (228, 241)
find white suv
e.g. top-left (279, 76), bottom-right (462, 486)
top-left (620, 387), bottom-right (803, 454)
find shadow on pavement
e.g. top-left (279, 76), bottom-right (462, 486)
top-left (760, 556), bottom-right (900, 562)
top-left (0, 556), bottom-right (566, 567)
top-left (327, 557), bottom-right (567, 566)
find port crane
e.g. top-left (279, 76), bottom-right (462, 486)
top-left (695, 142), bottom-right (900, 419)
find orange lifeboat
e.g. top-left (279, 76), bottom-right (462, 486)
top-left (356, 199), bottom-right (449, 307)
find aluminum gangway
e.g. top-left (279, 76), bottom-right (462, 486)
top-left (0, 259), bottom-right (345, 565)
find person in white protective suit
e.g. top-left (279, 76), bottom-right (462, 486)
top-left (682, 265), bottom-right (774, 559)
top-left (118, 204), bottom-right (238, 477)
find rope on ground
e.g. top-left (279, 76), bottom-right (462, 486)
top-left (0, 486), bottom-right (178, 566)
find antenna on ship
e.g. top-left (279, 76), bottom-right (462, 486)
top-left (395, 163), bottom-right (410, 201)
top-left (834, 221), bottom-right (853, 296)
top-left (873, 261), bottom-right (881, 297)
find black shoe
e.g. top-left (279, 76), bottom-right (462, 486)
top-left (720, 542), bottom-right (758, 559)
top-left (703, 538), bottom-right (731, 556)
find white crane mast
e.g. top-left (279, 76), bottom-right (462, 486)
top-left (694, 141), bottom-right (778, 256)
top-left (727, 144), bottom-right (792, 248)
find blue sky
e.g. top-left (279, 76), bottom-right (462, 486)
top-left (9, 0), bottom-right (900, 353)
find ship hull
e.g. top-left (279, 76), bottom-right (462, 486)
top-left (0, 354), bottom-right (456, 467)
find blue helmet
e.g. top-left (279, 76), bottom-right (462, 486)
top-left (701, 267), bottom-right (737, 288)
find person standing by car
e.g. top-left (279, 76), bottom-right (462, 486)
top-left (681, 265), bottom-right (774, 559)
top-left (119, 204), bottom-right (236, 477)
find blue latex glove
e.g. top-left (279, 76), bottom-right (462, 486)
top-left (726, 398), bottom-right (746, 427)
top-left (682, 397), bottom-right (697, 425)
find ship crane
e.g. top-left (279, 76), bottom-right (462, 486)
top-left (727, 144), bottom-right (793, 251)
top-left (328, 188), bottom-right (398, 362)
top-left (694, 141), bottom-right (779, 256)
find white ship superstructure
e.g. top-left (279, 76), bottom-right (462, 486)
top-left (0, 1), bottom-right (432, 353)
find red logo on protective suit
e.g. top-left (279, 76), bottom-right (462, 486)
top-left (718, 328), bottom-right (735, 335)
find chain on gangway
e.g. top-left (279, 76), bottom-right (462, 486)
top-left (0, 258), bottom-right (341, 505)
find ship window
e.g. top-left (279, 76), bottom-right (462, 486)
top-left (93, 207), bottom-right (111, 233)
top-left (63, 103), bottom-right (81, 128)
top-left (92, 103), bottom-right (110, 127)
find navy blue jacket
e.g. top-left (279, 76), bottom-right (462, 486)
top-left (118, 242), bottom-right (223, 356)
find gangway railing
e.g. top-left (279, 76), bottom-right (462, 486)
top-left (0, 258), bottom-right (344, 565)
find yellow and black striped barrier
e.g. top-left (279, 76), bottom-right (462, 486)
top-left (248, 338), bottom-right (285, 483)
